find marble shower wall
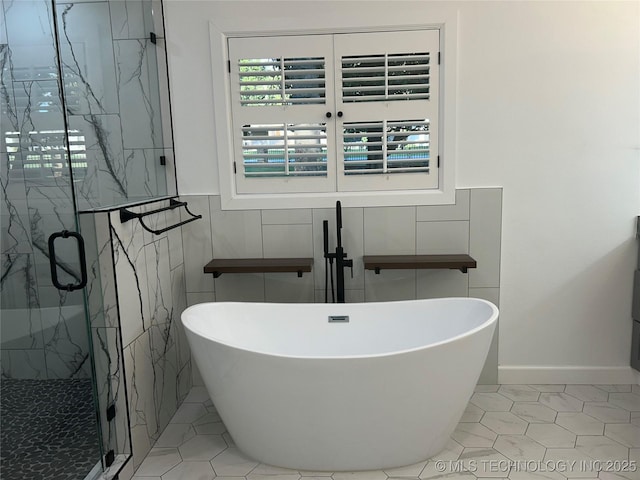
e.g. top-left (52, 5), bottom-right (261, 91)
top-left (80, 198), bottom-right (191, 474)
top-left (181, 189), bottom-right (503, 384)
top-left (57, 0), bottom-right (176, 209)
top-left (1, 0), bottom-right (176, 380)
top-left (1, 0), bottom-right (90, 379)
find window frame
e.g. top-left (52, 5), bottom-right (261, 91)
top-left (210, 21), bottom-right (457, 210)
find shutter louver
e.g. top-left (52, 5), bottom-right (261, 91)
top-left (343, 120), bottom-right (430, 175)
top-left (342, 52), bottom-right (430, 103)
top-left (239, 57), bottom-right (326, 106)
top-left (242, 124), bottom-right (328, 177)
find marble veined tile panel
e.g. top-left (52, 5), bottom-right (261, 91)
top-left (57, 2), bottom-right (119, 115)
top-left (1, 254), bottom-right (39, 311)
top-left (122, 149), bottom-right (168, 200)
top-left (92, 327), bottom-right (130, 459)
top-left (42, 301), bottom-right (91, 378)
top-left (0, 301), bottom-right (43, 350)
top-left (115, 39), bottom-right (163, 150)
top-left (69, 114), bottom-right (127, 209)
top-left (0, 162), bottom-right (32, 255)
top-left (0, 4), bottom-right (7, 45)
top-left (1, 348), bottom-right (46, 379)
top-left (148, 323), bottom-right (178, 442)
top-left (110, 209), bottom-right (150, 346)
top-left (109, 0), bottom-right (155, 41)
top-left (3, 1), bottom-right (58, 81)
top-left (80, 212), bottom-right (119, 329)
top-left (124, 330), bottom-right (156, 468)
top-left (144, 237), bottom-right (172, 326)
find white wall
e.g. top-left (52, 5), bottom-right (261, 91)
top-left (164, 1), bottom-right (640, 380)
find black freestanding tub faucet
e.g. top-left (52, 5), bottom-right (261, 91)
top-left (323, 201), bottom-right (353, 303)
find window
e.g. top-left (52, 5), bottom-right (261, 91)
top-left (210, 23), bottom-right (456, 209)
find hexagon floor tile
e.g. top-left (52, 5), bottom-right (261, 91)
top-left (131, 383), bottom-right (639, 480)
top-left (481, 412), bottom-right (528, 435)
top-left (554, 412), bottom-right (604, 435)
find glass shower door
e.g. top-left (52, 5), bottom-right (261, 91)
top-left (0, 1), bottom-right (102, 478)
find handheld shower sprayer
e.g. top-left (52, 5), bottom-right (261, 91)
top-left (336, 200), bottom-right (342, 249)
top-left (323, 220), bottom-right (335, 303)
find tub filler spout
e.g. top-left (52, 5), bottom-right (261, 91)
top-left (323, 201), bottom-right (353, 303)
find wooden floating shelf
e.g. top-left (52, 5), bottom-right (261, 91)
top-left (204, 258), bottom-right (314, 278)
top-left (363, 254), bottom-right (477, 274)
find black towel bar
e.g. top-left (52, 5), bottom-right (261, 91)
top-left (119, 198), bottom-right (202, 235)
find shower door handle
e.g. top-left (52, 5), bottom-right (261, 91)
top-left (47, 230), bottom-right (88, 291)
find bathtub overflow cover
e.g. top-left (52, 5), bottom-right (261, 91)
top-left (328, 315), bottom-right (349, 323)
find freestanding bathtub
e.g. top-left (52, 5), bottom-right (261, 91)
top-left (182, 297), bottom-right (498, 471)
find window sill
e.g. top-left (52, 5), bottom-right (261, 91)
top-left (219, 188), bottom-right (455, 210)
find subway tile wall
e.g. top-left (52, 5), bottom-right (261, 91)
top-left (180, 188), bottom-right (503, 383)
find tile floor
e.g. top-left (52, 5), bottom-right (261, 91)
top-left (0, 378), bottom-right (101, 480)
top-left (132, 384), bottom-right (640, 480)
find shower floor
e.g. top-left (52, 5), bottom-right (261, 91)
top-left (0, 378), bottom-right (101, 480)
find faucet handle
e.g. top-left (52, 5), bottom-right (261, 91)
top-left (345, 258), bottom-right (354, 278)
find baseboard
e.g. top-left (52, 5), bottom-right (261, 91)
top-left (498, 365), bottom-right (638, 385)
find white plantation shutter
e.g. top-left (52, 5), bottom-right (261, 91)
top-left (343, 119), bottom-right (431, 174)
top-left (227, 29), bottom-right (439, 196)
top-left (241, 124), bottom-right (328, 178)
top-left (238, 57), bottom-right (327, 107)
top-left (228, 35), bottom-right (336, 194)
top-left (335, 30), bottom-right (439, 192)
top-left (341, 53), bottom-right (431, 103)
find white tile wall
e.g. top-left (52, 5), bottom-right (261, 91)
top-left (214, 273), bottom-right (265, 302)
top-left (314, 289), bottom-right (365, 303)
top-left (264, 273), bottom-right (315, 303)
top-left (469, 189), bottom-right (502, 288)
top-left (416, 221), bottom-right (470, 255)
top-left (210, 196), bottom-right (263, 259)
top-left (262, 224), bottom-right (313, 258)
top-left (261, 208), bottom-right (312, 225)
top-left (363, 206), bottom-right (416, 255)
top-left (181, 188), bottom-right (502, 382)
top-left (186, 292), bottom-right (215, 307)
top-left (166, 210), bottom-right (185, 271)
top-left (470, 288), bottom-right (500, 384)
top-left (364, 269), bottom-right (416, 302)
top-left (180, 196), bottom-right (214, 294)
top-left (417, 188), bottom-right (470, 221)
top-left (417, 270), bottom-right (469, 299)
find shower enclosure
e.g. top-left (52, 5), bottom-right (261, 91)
top-left (1, 0), bottom-right (175, 478)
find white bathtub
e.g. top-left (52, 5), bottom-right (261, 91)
top-left (182, 297), bottom-right (498, 471)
